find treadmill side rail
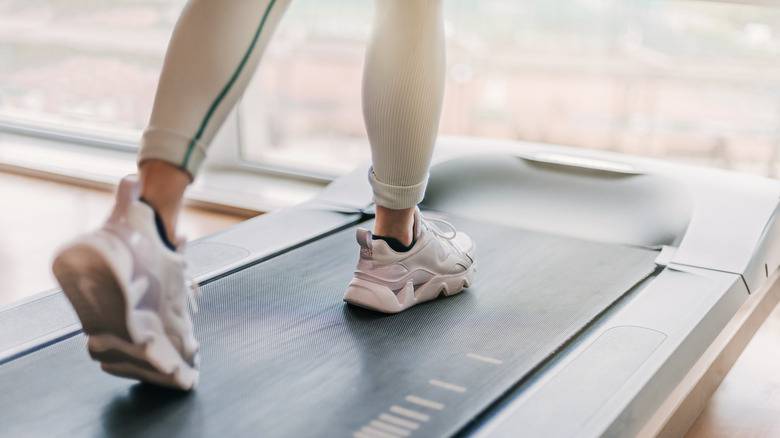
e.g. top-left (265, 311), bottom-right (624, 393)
top-left (0, 289), bottom-right (80, 365)
top-left (0, 204), bottom-right (362, 366)
top-left (186, 204), bottom-right (364, 283)
top-left (470, 269), bottom-right (747, 438)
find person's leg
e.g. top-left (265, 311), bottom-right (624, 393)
top-left (343, 0), bottom-right (476, 313)
top-left (138, 160), bottom-right (190, 245)
top-left (139, 0), bottom-right (290, 240)
top-left (53, 0), bottom-right (291, 390)
top-left (363, 0), bottom-right (446, 247)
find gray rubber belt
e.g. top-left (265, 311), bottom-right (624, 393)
top-left (0, 217), bottom-right (657, 437)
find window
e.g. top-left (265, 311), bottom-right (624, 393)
top-left (242, 0), bottom-right (780, 177)
top-left (2, 0), bottom-right (779, 184)
top-left (0, 0), bottom-right (182, 144)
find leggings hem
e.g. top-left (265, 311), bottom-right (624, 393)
top-left (369, 167), bottom-right (428, 210)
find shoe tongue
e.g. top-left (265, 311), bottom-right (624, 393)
top-left (108, 175), bottom-right (141, 225)
top-left (413, 207), bottom-right (423, 241)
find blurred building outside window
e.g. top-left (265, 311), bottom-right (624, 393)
top-left (1, 0), bottom-right (779, 179)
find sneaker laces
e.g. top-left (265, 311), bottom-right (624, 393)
top-left (186, 278), bottom-right (201, 314)
top-left (421, 215), bottom-right (458, 241)
top-left (184, 274), bottom-right (201, 313)
top-left (176, 237), bottom-right (200, 314)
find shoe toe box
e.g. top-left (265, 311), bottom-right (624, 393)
top-left (451, 231), bottom-right (476, 262)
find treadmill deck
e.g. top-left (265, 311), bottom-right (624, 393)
top-left (0, 216), bottom-right (657, 437)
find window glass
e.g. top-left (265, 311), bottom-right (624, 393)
top-left (0, 0), bottom-right (183, 142)
top-left (240, 0), bottom-right (373, 175)
top-left (241, 0), bottom-right (780, 177)
top-left (2, 1), bottom-right (779, 178)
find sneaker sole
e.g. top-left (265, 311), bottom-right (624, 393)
top-left (343, 263), bottom-right (476, 314)
top-left (52, 239), bottom-right (198, 391)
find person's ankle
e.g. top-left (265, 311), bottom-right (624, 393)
top-left (372, 234), bottom-right (414, 252)
top-left (138, 159), bottom-right (190, 246)
top-left (139, 198), bottom-right (177, 251)
top-left (374, 205), bottom-right (415, 246)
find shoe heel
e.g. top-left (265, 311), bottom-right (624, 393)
top-left (343, 278), bottom-right (407, 314)
top-left (53, 244), bottom-right (132, 341)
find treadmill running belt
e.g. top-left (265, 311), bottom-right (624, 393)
top-left (0, 217), bottom-right (658, 437)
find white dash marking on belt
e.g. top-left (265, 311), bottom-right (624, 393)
top-left (429, 379), bottom-right (467, 393)
top-left (370, 420), bottom-right (410, 436)
top-left (390, 405), bottom-right (430, 422)
top-left (467, 353), bottom-right (503, 364)
top-left (379, 413), bottom-right (420, 430)
top-left (360, 426), bottom-right (399, 438)
top-left (406, 395), bottom-right (445, 410)
top-left (379, 414), bottom-right (420, 430)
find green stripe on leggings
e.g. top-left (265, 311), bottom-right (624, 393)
top-left (182, 0), bottom-right (278, 168)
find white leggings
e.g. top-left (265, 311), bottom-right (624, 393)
top-left (139, 0), bottom-right (445, 210)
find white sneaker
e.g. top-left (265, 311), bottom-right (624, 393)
top-left (52, 175), bottom-right (199, 390)
top-left (343, 208), bottom-right (476, 313)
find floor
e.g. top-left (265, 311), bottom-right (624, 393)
top-left (0, 170), bottom-right (246, 307)
top-left (686, 301), bottom-right (780, 438)
top-left (2, 169), bottom-right (780, 437)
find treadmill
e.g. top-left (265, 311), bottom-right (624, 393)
top-left (2, 139), bottom-right (779, 438)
